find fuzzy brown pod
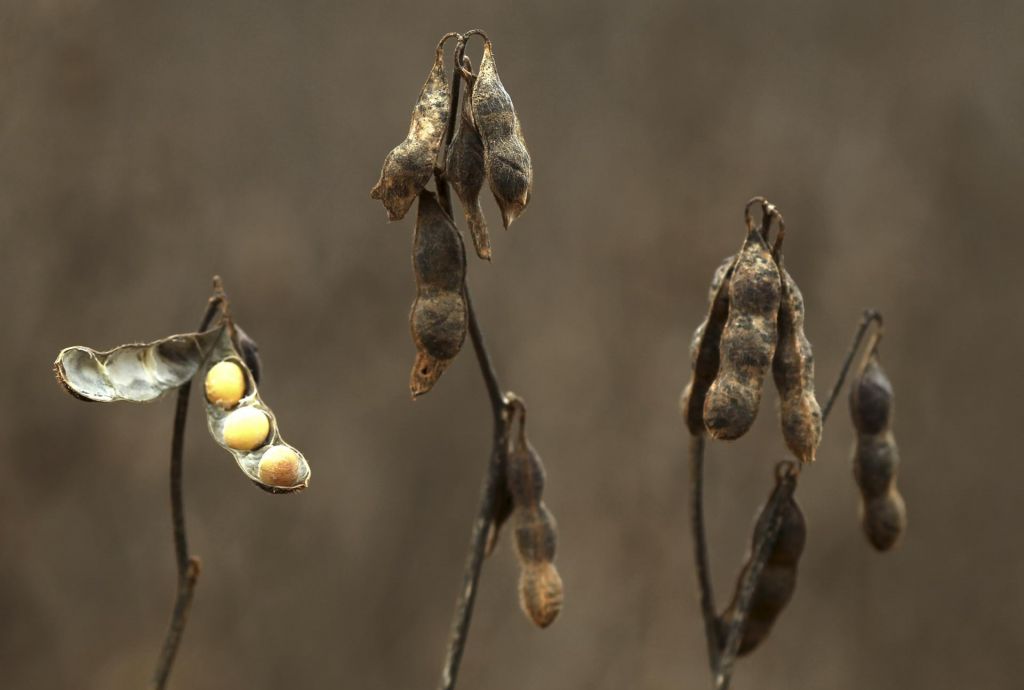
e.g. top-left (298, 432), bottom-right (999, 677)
top-left (723, 478), bottom-right (806, 656)
top-left (203, 327), bottom-right (310, 494)
top-left (446, 62), bottom-right (490, 260)
top-left (518, 561), bottom-right (563, 629)
top-left (471, 38), bottom-right (532, 229)
top-left (409, 190), bottom-right (468, 397)
top-left (704, 227), bottom-right (781, 440)
top-left (680, 255), bottom-right (736, 435)
top-left (850, 351), bottom-right (905, 551)
top-left (771, 268), bottom-right (822, 462)
top-left (54, 328), bottom-right (223, 403)
top-left (371, 36), bottom-right (453, 221)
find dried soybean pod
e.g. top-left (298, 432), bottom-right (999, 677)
top-left (519, 561), bottom-right (563, 629)
top-left (704, 225), bottom-right (781, 440)
top-left (470, 34), bottom-right (532, 229)
top-left (54, 328), bottom-right (223, 403)
top-left (771, 267), bottom-right (822, 462)
top-left (446, 56), bottom-right (490, 260)
top-left (409, 190), bottom-right (468, 397)
top-left (233, 325), bottom-right (262, 386)
top-left (370, 34), bottom-right (455, 221)
top-left (722, 469), bottom-right (806, 656)
top-left (850, 346), bottom-right (906, 551)
top-left (505, 398), bottom-right (563, 628)
top-left (681, 255), bottom-right (736, 435)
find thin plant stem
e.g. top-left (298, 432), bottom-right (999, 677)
top-left (151, 284), bottom-right (225, 690)
top-left (434, 35), bottom-right (512, 690)
top-left (821, 309), bottom-right (883, 423)
top-left (689, 432), bottom-right (720, 679)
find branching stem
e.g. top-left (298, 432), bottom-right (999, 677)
top-left (151, 282), bottom-right (225, 690)
top-left (434, 35), bottom-right (512, 690)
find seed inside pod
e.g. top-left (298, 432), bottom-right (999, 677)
top-left (222, 407), bottom-right (270, 450)
top-left (205, 360), bottom-right (247, 409)
top-left (258, 446), bottom-right (301, 487)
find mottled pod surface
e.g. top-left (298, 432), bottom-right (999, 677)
top-left (771, 269), bottom-right (822, 462)
top-left (446, 74), bottom-right (490, 260)
top-left (409, 190), bottom-right (467, 396)
top-left (471, 40), bottom-right (532, 229)
top-left (681, 255), bottom-right (735, 435)
top-left (725, 491), bottom-right (806, 656)
top-left (203, 327), bottom-right (310, 493)
top-left (54, 328), bottom-right (222, 403)
top-left (704, 229), bottom-right (781, 440)
top-left (371, 40), bottom-right (451, 221)
top-left (518, 561), bottom-right (563, 629)
top-left (850, 351), bottom-right (905, 551)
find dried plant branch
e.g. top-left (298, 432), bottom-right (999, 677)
top-left (151, 282), bottom-right (225, 690)
top-left (690, 302), bottom-right (887, 690)
top-left (434, 35), bottom-right (512, 690)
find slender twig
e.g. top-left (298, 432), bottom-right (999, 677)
top-left (434, 34), bottom-right (514, 690)
top-left (821, 309), bottom-right (883, 422)
top-left (689, 433), bottom-right (720, 677)
top-left (714, 465), bottom-right (798, 690)
top-left (151, 283), bottom-right (225, 690)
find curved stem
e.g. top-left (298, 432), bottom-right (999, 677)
top-left (151, 286), bottom-right (225, 690)
top-left (821, 309), bottom-right (883, 423)
top-left (689, 433), bottom-right (720, 679)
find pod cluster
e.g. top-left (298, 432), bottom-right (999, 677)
top-left (681, 200), bottom-right (821, 463)
top-left (849, 344), bottom-right (905, 550)
top-left (372, 32), bottom-right (534, 395)
top-left (203, 327), bottom-right (311, 493)
top-left (722, 466), bottom-right (806, 656)
top-left (504, 401), bottom-right (563, 628)
top-left (409, 189), bottom-right (468, 397)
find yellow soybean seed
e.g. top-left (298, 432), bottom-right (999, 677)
top-left (205, 360), bottom-right (246, 408)
top-left (222, 407), bottom-right (270, 450)
top-left (258, 446), bottom-right (301, 487)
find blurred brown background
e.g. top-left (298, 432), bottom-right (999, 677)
top-left (1, 1), bottom-right (1021, 688)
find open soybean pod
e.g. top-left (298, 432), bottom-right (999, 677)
top-left (469, 32), bottom-right (532, 229)
top-left (409, 189), bottom-right (468, 397)
top-left (371, 33), bottom-right (456, 222)
top-left (54, 328), bottom-right (223, 403)
top-left (850, 340), bottom-right (905, 551)
top-left (771, 267), bottom-right (822, 463)
top-left (723, 464), bottom-right (806, 656)
top-left (680, 255), bottom-right (736, 435)
top-left (203, 326), bottom-right (310, 494)
top-left (703, 211), bottom-right (782, 440)
top-left (446, 54), bottom-right (491, 260)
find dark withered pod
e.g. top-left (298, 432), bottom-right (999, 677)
top-left (505, 398), bottom-right (563, 628)
top-left (680, 255), bottom-right (736, 435)
top-left (722, 465), bottom-right (806, 656)
top-left (704, 223), bottom-right (782, 440)
top-left (203, 327), bottom-right (310, 494)
top-left (771, 268), bottom-right (822, 463)
top-left (232, 324), bottom-right (262, 386)
top-left (371, 33), bottom-right (456, 222)
top-left (850, 345), bottom-right (905, 551)
top-left (55, 329), bottom-right (224, 403)
top-left (485, 475), bottom-right (515, 557)
top-left (446, 55), bottom-right (490, 260)
top-left (409, 189), bottom-right (468, 397)
top-left (468, 32), bottom-right (532, 229)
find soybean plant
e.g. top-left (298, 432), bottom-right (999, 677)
top-left (682, 199), bottom-right (906, 689)
top-left (370, 30), bottom-right (559, 690)
top-left (53, 278), bottom-right (311, 689)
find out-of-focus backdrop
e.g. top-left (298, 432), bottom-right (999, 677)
top-left (2, 1), bottom-right (1021, 688)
